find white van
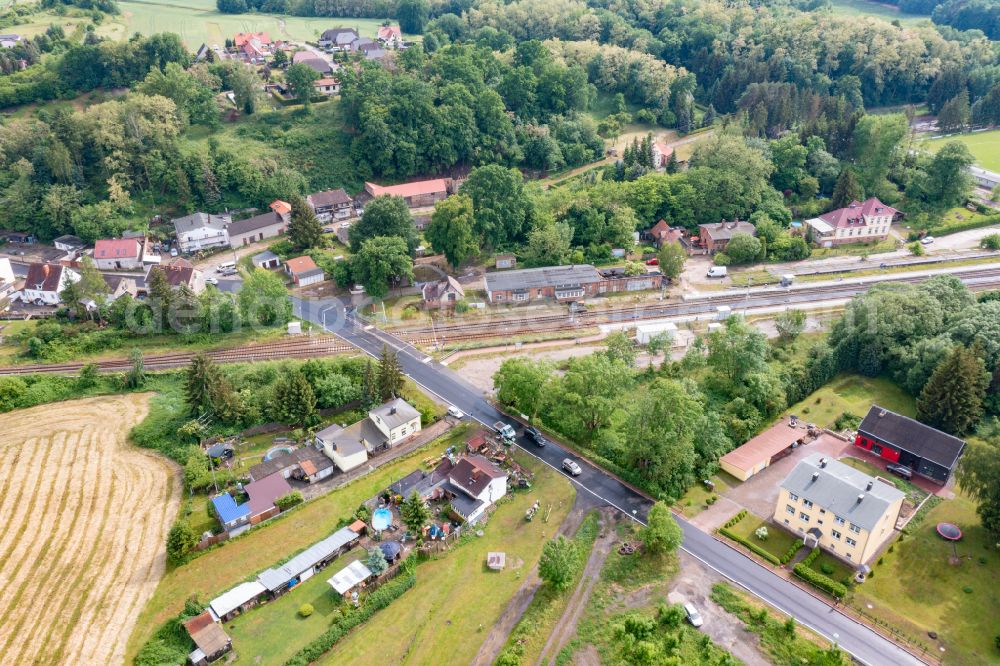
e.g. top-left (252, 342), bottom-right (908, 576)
top-left (216, 261), bottom-right (236, 273)
top-left (706, 266), bottom-right (728, 278)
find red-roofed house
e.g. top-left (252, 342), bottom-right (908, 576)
top-left (647, 220), bottom-right (686, 248)
top-left (270, 199), bottom-right (292, 220)
top-left (804, 198), bottom-right (898, 248)
top-left (234, 32), bottom-right (273, 63)
top-left (313, 77), bottom-right (340, 96)
top-left (94, 238), bottom-right (143, 270)
top-left (365, 179), bottom-right (448, 208)
top-left (652, 142), bottom-right (673, 170)
top-left (376, 25), bottom-right (402, 47)
top-left (21, 262), bottom-right (80, 306)
top-left (285, 256), bottom-right (325, 286)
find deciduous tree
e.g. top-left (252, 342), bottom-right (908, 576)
top-left (425, 194), bottom-right (477, 268)
top-left (539, 536), bottom-right (578, 591)
top-left (351, 236), bottom-right (414, 300)
top-left (639, 502), bottom-right (683, 554)
top-left (348, 195), bottom-right (417, 254)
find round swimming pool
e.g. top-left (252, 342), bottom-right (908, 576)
top-left (372, 508), bottom-right (392, 531)
top-left (264, 446), bottom-right (293, 461)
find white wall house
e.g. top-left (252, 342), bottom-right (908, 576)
top-left (21, 263), bottom-right (80, 306)
top-left (315, 398), bottom-right (422, 472)
top-left (173, 212), bottom-right (232, 253)
top-left (805, 198), bottom-right (897, 248)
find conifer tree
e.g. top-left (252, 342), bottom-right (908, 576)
top-left (377, 344), bottom-right (405, 402)
top-left (287, 194), bottom-right (324, 250)
top-left (917, 345), bottom-right (989, 435)
top-left (831, 168), bottom-right (864, 209)
top-left (272, 371), bottom-right (317, 425)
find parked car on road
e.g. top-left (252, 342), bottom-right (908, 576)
top-left (684, 603), bottom-right (704, 628)
top-left (886, 463), bottom-right (913, 479)
top-left (706, 266), bottom-right (728, 278)
top-left (525, 426), bottom-right (547, 447)
top-left (447, 405), bottom-right (464, 419)
top-left (921, 235), bottom-right (935, 245)
top-left (562, 458), bottom-right (582, 476)
top-left (205, 276), bottom-right (218, 285)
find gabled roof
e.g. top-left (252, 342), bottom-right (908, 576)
top-left (234, 32), bottom-right (270, 47)
top-left (422, 276), bottom-right (464, 302)
top-left (858, 405), bottom-right (965, 470)
top-left (377, 25), bottom-right (402, 41)
top-left (252, 250), bottom-right (280, 265)
top-left (244, 473), bottom-right (292, 516)
top-left (24, 263), bottom-right (66, 292)
top-left (209, 581), bottom-right (266, 618)
top-left (314, 77), bottom-right (339, 86)
top-left (228, 211), bottom-right (284, 237)
top-left (152, 264), bottom-right (196, 288)
top-left (248, 445), bottom-right (332, 481)
top-left (285, 255), bottom-right (319, 275)
top-left (172, 212), bottom-right (231, 235)
top-left (94, 238), bottom-right (141, 260)
top-left (365, 178), bottom-right (448, 199)
top-left (698, 220), bottom-right (755, 241)
top-left (369, 398), bottom-right (420, 430)
top-left (321, 27), bottom-right (359, 42)
top-left (211, 493), bottom-right (251, 524)
top-left (818, 198), bottom-right (898, 229)
top-left (780, 454), bottom-right (904, 531)
top-left (485, 265), bottom-right (603, 293)
top-left (296, 57), bottom-right (331, 74)
top-left (308, 188), bottom-right (352, 208)
top-left (270, 200), bottom-right (292, 216)
top-left (448, 454), bottom-right (506, 499)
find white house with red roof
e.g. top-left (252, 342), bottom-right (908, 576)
top-left (93, 238), bottom-right (143, 270)
top-left (376, 25), bottom-right (403, 48)
top-left (804, 198), bottom-right (899, 248)
top-left (652, 142), bottom-right (673, 170)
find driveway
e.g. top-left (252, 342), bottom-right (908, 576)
top-left (923, 223), bottom-right (1000, 251)
top-left (722, 433), bottom-right (851, 518)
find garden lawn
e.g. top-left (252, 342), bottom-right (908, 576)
top-left (125, 426), bottom-right (470, 662)
top-left (809, 237), bottom-right (898, 259)
top-left (315, 452), bottom-right (576, 666)
top-left (850, 494), bottom-right (1000, 665)
top-left (782, 373), bottom-right (916, 429)
top-left (808, 551), bottom-right (854, 586)
top-left (114, 0), bottom-right (405, 49)
top-left (922, 129), bottom-right (1000, 172)
top-left (226, 548), bottom-right (363, 664)
top-left (729, 515), bottom-right (799, 562)
top-left (827, 0), bottom-right (929, 26)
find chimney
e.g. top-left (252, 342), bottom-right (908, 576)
top-left (819, 457), bottom-right (827, 468)
top-left (857, 494), bottom-right (865, 503)
top-left (879, 409), bottom-right (887, 417)
top-left (811, 472), bottom-right (819, 482)
top-left (42, 264), bottom-right (50, 277)
top-left (866, 481), bottom-right (873, 491)
top-left (390, 407), bottom-right (396, 415)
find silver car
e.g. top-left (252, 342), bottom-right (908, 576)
top-left (684, 603), bottom-right (704, 627)
top-left (562, 458), bottom-right (582, 476)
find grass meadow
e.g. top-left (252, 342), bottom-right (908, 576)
top-left (921, 129), bottom-right (1000, 173)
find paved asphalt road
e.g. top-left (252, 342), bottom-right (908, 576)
top-left (292, 296), bottom-right (926, 666)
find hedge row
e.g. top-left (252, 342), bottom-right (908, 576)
top-left (723, 510), bottom-right (748, 529)
top-left (793, 563), bottom-right (847, 599)
top-left (780, 539), bottom-right (804, 565)
top-left (801, 547), bottom-right (820, 568)
top-left (934, 214), bottom-right (1000, 237)
top-left (284, 571), bottom-right (417, 666)
top-left (719, 527), bottom-right (781, 566)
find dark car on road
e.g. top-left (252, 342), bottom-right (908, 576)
top-left (886, 463), bottom-right (913, 479)
top-left (525, 426), bottom-right (548, 447)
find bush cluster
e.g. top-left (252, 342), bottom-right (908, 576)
top-left (793, 563), bottom-right (847, 598)
top-left (719, 527), bottom-right (781, 565)
top-left (723, 510), bottom-right (748, 529)
top-left (275, 491), bottom-right (305, 511)
top-left (780, 539), bottom-right (804, 565)
top-left (284, 572), bottom-right (417, 666)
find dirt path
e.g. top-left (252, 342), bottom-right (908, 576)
top-left (0, 394), bottom-right (180, 666)
top-left (535, 509), bottom-right (619, 665)
top-left (471, 494), bottom-right (599, 666)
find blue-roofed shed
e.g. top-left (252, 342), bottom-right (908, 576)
top-left (212, 493), bottom-right (251, 530)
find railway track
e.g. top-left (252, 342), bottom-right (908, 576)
top-left (389, 266), bottom-right (1000, 342)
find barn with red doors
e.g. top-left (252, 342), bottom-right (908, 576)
top-left (855, 405), bottom-right (965, 484)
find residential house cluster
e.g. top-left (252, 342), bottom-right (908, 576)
top-left (804, 198), bottom-right (899, 248)
top-left (483, 264), bottom-right (663, 304)
top-left (386, 452), bottom-right (508, 525)
top-left (315, 398), bottom-right (422, 472)
top-left (318, 24), bottom-right (403, 61)
top-left (171, 200), bottom-right (291, 252)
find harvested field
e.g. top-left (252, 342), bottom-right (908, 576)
top-left (0, 394), bottom-right (180, 665)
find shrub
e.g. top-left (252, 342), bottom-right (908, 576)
top-left (723, 510), bottom-right (748, 529)
top-left (793, 563), bottom-right (847, 598)
top-left (755, 526), bottom-right (769, 541)
top-left (888, 545), bottom-right (894, 553)
top-left (877, 557), bottom-right (884, 566)
top-left (801, 548), bottom-right (820, 567)
top-left (299, 603), bottom-right (314, 617)
top-left (780, 540), bottom-right (804, 565)
top-left (982, 233), bottom-right (1000, 250)
top-left (276, 490), bottom-right (304, 511)
top-left (979, 556), bottom-right (988, 565)
top-left (963, 586), bottom-right (973, 594)
top-left (820, 563), bottom-right (834, 575)
top-left (719, 527), bottom-right (781, 565)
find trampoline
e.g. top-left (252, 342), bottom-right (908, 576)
top-left (372, 508), bottom-right (392, 531)
top-left (936, 522), bottom-right (962, 541)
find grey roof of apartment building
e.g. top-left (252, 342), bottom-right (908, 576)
top-left (780, 454), bottom-right (904, 531)
top-left (484, 265), bottom-right (603, 293)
